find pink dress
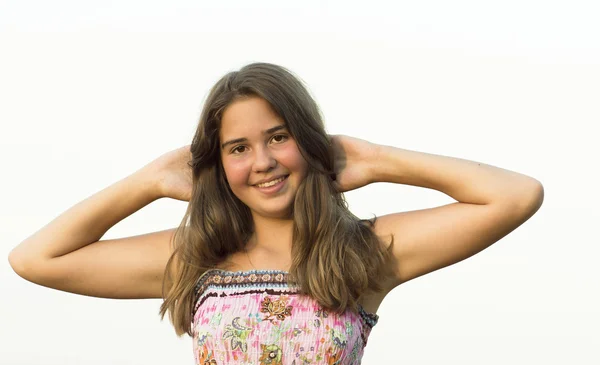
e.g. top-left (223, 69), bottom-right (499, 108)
top-left (192, 269), bottom-right (379, 365)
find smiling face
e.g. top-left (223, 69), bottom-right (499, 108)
top-left (219, 96), bottom-right (308, 220)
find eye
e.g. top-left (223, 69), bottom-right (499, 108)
top-left (271, 134), bottom-right (289, 143)
top-left (230, 145), bottom-right (246, 154)
top-left (229, 134), bottom-right (288, 155)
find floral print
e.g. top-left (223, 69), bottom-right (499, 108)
top-left (259, 344), bottom-right (283, 364)
top-left (192, 269), bottom-right (379, 365)
top-left (222, 317), bottom-right (253, 352)
top-left (260, 295), bottom-right (293, 324)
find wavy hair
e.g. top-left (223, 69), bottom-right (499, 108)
top-left (159, 62), bottom-right (394, 336)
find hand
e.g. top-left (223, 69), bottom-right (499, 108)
top-left (329, 134), bottom-right (380, 193)
top-left (145, 145), bottom-right (193, 201)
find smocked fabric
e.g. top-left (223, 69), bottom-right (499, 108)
top-left (192, 269), bottom-right (379, 365)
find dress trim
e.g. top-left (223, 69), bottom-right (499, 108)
top-left (192, 268), bottom-right (380, 329)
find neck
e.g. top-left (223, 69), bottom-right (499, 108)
top-left (247, 214), bottom-right (294, 258)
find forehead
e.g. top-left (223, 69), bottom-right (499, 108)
top-left (220, 96), bottom-right (284, 137)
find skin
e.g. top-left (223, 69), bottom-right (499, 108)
top-left (8, 91), bottom-right (542, 316)
top-left (219, 98), bottom-right (544, 314)
top-left (219, 96), bottom-right (308, 261)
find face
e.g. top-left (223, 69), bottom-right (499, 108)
top-left (219, 96), bottom-right (308, 220)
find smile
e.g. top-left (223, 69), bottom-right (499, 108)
top-left (255, 176), bottom-right (287, 188)
top-left (253, 175), bottom-right (289, 193)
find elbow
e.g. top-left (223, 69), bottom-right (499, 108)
top-left (515, 179), bottom-right (544, 218)
top-left (526, 179), bottom-right (544, 211)
top-left (8, 249), bottom-right (41, 282)
top-left (8, 249), bottom-right (26, 278)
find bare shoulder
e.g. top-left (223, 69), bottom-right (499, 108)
top-left (371, 198), bottom-right (541, 292)
top-left (354, 218), bottom-right (397, 315)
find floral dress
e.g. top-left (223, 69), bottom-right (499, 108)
top-left (192, 269), bottom-right (379, 365)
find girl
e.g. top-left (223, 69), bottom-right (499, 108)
top-left (9, 62), bottom-right (544, 364)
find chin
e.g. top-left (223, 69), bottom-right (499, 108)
top-left (252, 204), bottom-right (295, 220)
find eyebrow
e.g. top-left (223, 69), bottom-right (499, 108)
top-left (221, 125), bottom-right (288, 150)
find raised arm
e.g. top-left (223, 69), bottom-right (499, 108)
top-left (8, 146), bottom-right (193, 299)
top-left (369, 143), bottom-right (544, 290)
top-left (329, 134), bottom-right (544, 292)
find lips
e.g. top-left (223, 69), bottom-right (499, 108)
top-left (252, 175), bottom-right (289, 187)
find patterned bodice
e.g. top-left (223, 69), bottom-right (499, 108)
top-left (192, 269), bottom-right (379, 365)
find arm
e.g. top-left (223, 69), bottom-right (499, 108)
top-left (8, 146), bottom-right (192, 299)
top-left (369, 144), bottom-right (544, 290)
top-left (10, 167), bottom-right (160, 262)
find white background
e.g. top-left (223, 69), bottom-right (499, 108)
top-left (1, 1), bottom-right (598, 364)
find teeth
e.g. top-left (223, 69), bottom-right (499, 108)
top-left (256, 176), bottom-right (286, 188)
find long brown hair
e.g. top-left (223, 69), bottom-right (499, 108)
top-left (159, 62), bottom-right (394, 337)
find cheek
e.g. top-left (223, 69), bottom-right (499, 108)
top-left (278, 142), bottom-right (305, 166)
top-left (285, 149), bottom-right (308, 175)
top-left (224, 163), bottom-right (250, 187)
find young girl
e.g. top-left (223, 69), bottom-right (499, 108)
top-left (9, 62), bottom-right (544, 364)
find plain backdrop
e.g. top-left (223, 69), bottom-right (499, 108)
top-left (1, 1), bottom-right (598, 364)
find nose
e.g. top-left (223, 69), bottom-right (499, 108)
top-left (252, 145), bottom-right (276, 173)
